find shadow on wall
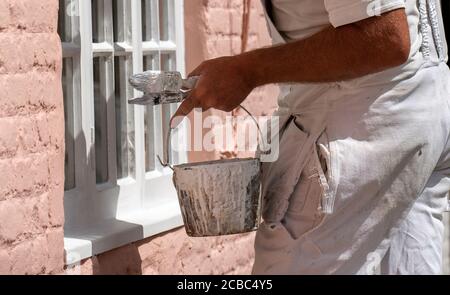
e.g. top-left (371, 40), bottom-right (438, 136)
top-left (89, 241), bottom-right (143, 275)
top-left (63, 116), bottom-right (145, 274)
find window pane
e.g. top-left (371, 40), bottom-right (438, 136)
top-left (113, 0), bottom-right (131, 43)
top-left (160, 53), bottom-right (175, 71)
top-left (142, 0), bottom-right (153, 41)
top-left (112, 0), bottom-right (121, 42)
top-left (114, 56), bottom-right (135, 179)
top-left (143, 55), bottom-right (158, 171)
top-left (159, 0), bottom-right (170, 41)
top-left (143, 54), bottom-right (159, 71)
top-left (58, 0), bottom-right (73, 42)
top-left (92, 0), bottom-right (105, 43)
top-left (93, 57), bottom-right (109, 184)
top-left (62, 58), bottom-right (76, 190)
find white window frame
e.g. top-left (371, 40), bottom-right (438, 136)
top-left (61, 0), bottom-right (187, 265)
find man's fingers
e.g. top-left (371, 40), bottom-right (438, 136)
top-left (170, 98), bottom-right (196, 129)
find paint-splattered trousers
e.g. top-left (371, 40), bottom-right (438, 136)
top-left (252, 61), bottom-right (450, 274)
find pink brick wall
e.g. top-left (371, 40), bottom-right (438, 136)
top-left (0, 0), bottom-right (65, 274)
top-left (0, 0), bottom-right (277, 275)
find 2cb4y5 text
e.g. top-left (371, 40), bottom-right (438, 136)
top-left (177, 279), bottom-right (273, 293)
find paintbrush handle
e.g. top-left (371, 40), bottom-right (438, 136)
top-left (181, 76), bottom-right (199, 90)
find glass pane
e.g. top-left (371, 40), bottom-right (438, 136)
top-left (142, 0), bottom-right (153, 41)
top-left (143, 54), bottom-right (159, 71)
top-left (113, 0), bottom-right (131, 43)
top-left (114, 56), bottom-right (135, 179)
top-left (92, 0), bottom-right (104, 43)
top-left (143, 55), bottom-right (158, 171)
top-left (160, 53), bottom-right (175, 71)
top-left (93, 57), bottom-right (109, 183)
top-left (62, 58), bottom-right (75, 190)
top-left (58, 0), bottom-right (72, 42)
top-left (159, 0), bottom-right (170, 41)
top-left (113, 0), bottom-right (121, 42)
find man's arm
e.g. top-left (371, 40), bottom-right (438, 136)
top-left (172, 9), bottom-right (410, 123)
top-left (244, 8), bottom-right (410, 85)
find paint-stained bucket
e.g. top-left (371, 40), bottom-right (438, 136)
top-left (159, 107), bottom-right (264, 237)
top-left (173, 158), bottom-right (261, 237)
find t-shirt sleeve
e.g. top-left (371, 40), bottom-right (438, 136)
top-left (324, 0), bottom-right (406, 27)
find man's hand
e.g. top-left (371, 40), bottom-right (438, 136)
top-left (171, 9), bottom-right (410, 127)
top-left (171, 56), bottom-right (254, 128)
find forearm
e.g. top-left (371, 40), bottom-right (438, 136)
top-left (171, 9), bottom-right (411, 120)
top-left (239, 9), bottom-right (410, 87)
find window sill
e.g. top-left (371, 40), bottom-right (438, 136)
top-left (64, 199), bottom-right (184, 265)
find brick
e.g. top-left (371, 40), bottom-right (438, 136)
top-left (0, 73), bottom-right (34, 116)
top-left (0, 195), bottom-right (49, 242)
top-left (10, 240), bottom-right (32, 274)
top-left (28, 235), bottom-right (49, 274)
top-left (0, 33), bottom-right (60, 74)
top-left (0, 2), bottom-right (12, 31)
top-left (3, 0), bottom-right (58, 33)
top-left (230, 9), bottom-right (243, 35)
top-left (36, 113), bottom-right (51, 148)
top-left (229, 0), bottom-right (244, 9)
top-left (46, 228), bottom-right (64, 273)
top-left (206, 0), bottom-right (229, 9)
top-left (48, 187), bottom-right (64, 227)
top-left (0, 114), bottom-right (55, 158)
top-left (206, 9), bottom-right (232, 34)
top-left (0, 154), bottom-right (49, 199)
top-left (0, 117), bottom-right (19, 157)
top-left (10, 235), bottom-right (48, 274)
top-left (47, 110), bottom-right (64, 150)
top-left (36, 193), bottom-right (50, 229)
top-left (47, 149), bottom-right (64, 188)
top-left (0, 198), bottom-right (31, 242)
top-left (18, 116), bottom-right (44, 154)
top-left (0, 249), bottom-right (11, 274)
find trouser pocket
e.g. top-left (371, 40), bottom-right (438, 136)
top-left (260, 115), bottom-right (311, 223)
top-left (261, 114), bottom-right (337, 225)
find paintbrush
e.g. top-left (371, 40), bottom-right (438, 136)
top-left (128, 70), bottom-right (199, 106)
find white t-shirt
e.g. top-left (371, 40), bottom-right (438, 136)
top-left (271, 0), bottom-right (446, 59)
top-left (271, 0), bottom-right (404, 40)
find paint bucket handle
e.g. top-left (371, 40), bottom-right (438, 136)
top-left (157, 105), bottom-right (268, 170)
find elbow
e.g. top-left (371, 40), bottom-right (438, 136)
top-left (379, 11), bottom-right (411, 68)
top-left (388, 32), bottom-right (411, 67)
top-left (355, 9), bottom-right (411, 70)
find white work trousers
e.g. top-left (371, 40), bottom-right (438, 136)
top-left (252, 61), bottom-right (450, 275)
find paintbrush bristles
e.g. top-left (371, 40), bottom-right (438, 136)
top-left (129, 70), bottom-right (183, 94)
